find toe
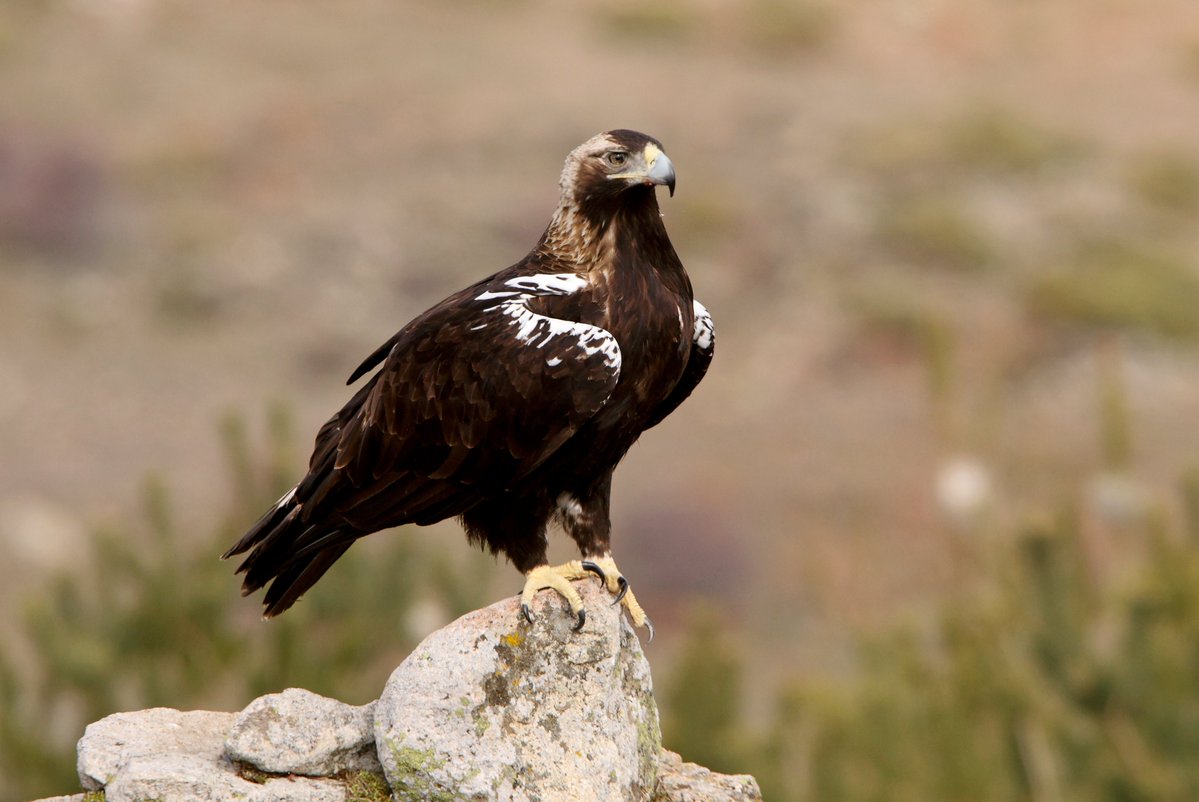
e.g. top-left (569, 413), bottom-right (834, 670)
top-left (519, 562), bottom-right (593, 629)
top-left (580, 560), bottom-right (607, 585)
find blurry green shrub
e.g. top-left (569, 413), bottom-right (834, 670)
top-left (594, 0), bottom-right (698, 41)
top-left (673, 190), bottom-right (739, 247)
top-left (742, 0), bottom-right (836, 55)
top-left (0, 408), bottom-right (492, 802)
top-left (876, 195), bottom-right (993, 272)
top-left (1127, 149), bottom-right (1199, 216)
top-left (667, 487), bottom-right (1199, 802)
top-left (661, 605), bottom-right (749, 776)
top-left (1181, 37), bottom-right (1199, 85)
top-left (594, 0), bottom-right (837, 54)
top-left (944, 106), bottom-right (1086, 176)
top-left (844, 292), bottom-right (955, 415)
top-left (847, 106), bottom-right (1085, 187)
top-left (1096, 341), bottom-right (1133, 470)
top-left (153, 265), bottom-right (225, 326)
top-left (1028, 242), bottom-right (1199, 340)
top-left (1183, 470), bottom-right (1199, 542)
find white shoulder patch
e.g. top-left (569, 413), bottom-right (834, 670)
top-left (475, 273), bottom-right (588, 302)
top-left (503, 273), bottom-right (589, 295)
top-left (474, 273), bottom-right (622, 374)
top-left (692, 299), bottom-right (715, 352)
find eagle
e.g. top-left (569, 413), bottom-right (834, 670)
top-left (223, 130), bottom-right (714, 637)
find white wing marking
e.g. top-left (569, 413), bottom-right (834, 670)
top-left (474, 273), bottom-right (622, 373)
top-left (693, 299), bottom-right (715, 351)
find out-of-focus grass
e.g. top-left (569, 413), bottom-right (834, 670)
top-left (1027, 242), bottom-right (1199, 340)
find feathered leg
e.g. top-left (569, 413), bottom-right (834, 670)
top-left (554, 475), bottom-right (654, 638)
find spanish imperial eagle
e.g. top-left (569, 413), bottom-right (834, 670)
top-left (223, 130), bottom-right (714, 636)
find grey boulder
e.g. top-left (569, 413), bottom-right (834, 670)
top-left (654, 750), bottom-right (763, 802)
top-left (225, 688), bottom-right (380, 776)
top-left (76, 707), bottom-right (347, 802)
top-left (375, 580), bottom-right (662, 802)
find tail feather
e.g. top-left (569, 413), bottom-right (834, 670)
top-left (221, 484), bottom-right (358, 617)
top-left (222, 486), bottom-right (298, 561)
top-left (261, 541), bottom-right (353, 618)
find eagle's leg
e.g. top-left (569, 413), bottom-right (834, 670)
top-left (581, 554), bottom-right (654, 641)
top-left (555, 480), bottom-right (655, 638)
top-left (519, 560), bottom-right (606, 630)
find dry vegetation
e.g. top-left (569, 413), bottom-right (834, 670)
top-left (2, 0), bottom-right (1199, 798)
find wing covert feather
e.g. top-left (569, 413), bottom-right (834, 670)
top-left (305, 283), bottom-right (620, 529)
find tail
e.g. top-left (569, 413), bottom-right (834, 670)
top-left (221, 485), bottom-right (354, 618)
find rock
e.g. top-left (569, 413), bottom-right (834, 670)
top-left (225, 688), bottom-right (381, 776)
top-left (375, 580), bottom-right (661, 802)
top-left (77, 708), bottom-right (234, 792)
top-left (29, 796), bottom-right (86, 802)
top-left (653, 750), bottom-right (763, 802)
top-left (61, 585), bottom-right (761, 802)
top-left (76, 707), bottom-right (348, 802)
top-left (104, 753), bottom-right (346, 802)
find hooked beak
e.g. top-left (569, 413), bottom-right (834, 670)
top-left (646, 150), bottom-right (676, 197)
top-left (610, 143), bottom-right (677, 197)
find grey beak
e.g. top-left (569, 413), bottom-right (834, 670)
top-left (647, 152), bottom-right (676, 197)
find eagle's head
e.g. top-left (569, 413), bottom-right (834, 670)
top-left (558, 129), bottom-right (676, 207)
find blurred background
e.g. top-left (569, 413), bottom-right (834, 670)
top-left (3, 0), bottom-right (1199, 799)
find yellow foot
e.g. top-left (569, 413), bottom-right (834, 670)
top-left (519, 560), bottom-right (605, 631)
top-left (581, 555), bottom-right (655, 641)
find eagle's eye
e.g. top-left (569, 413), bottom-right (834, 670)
top-left (604, 151), bottom-right (629, 168)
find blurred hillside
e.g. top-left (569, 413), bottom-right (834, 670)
top-left (2, 0), bottom-right (1199, 797)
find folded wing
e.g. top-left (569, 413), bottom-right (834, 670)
top-left (224, 272), bottom-right (621, 616)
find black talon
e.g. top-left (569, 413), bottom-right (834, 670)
top-left (644, 616), bottom-right (655, 643)
top-left (580, 560), bottom-right (607, 585)
top-left (573, 608), bottom-right (587, 632)
top-left (612, 576), bottom-right (629, 605)
top-left (520, 604), bottom-right (534, 625)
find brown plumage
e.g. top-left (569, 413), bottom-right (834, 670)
top-left (223, 130), bottom-right (714, 627)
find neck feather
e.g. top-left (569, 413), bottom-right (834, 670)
top-left (535, 189), bottom-right (664, 270)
